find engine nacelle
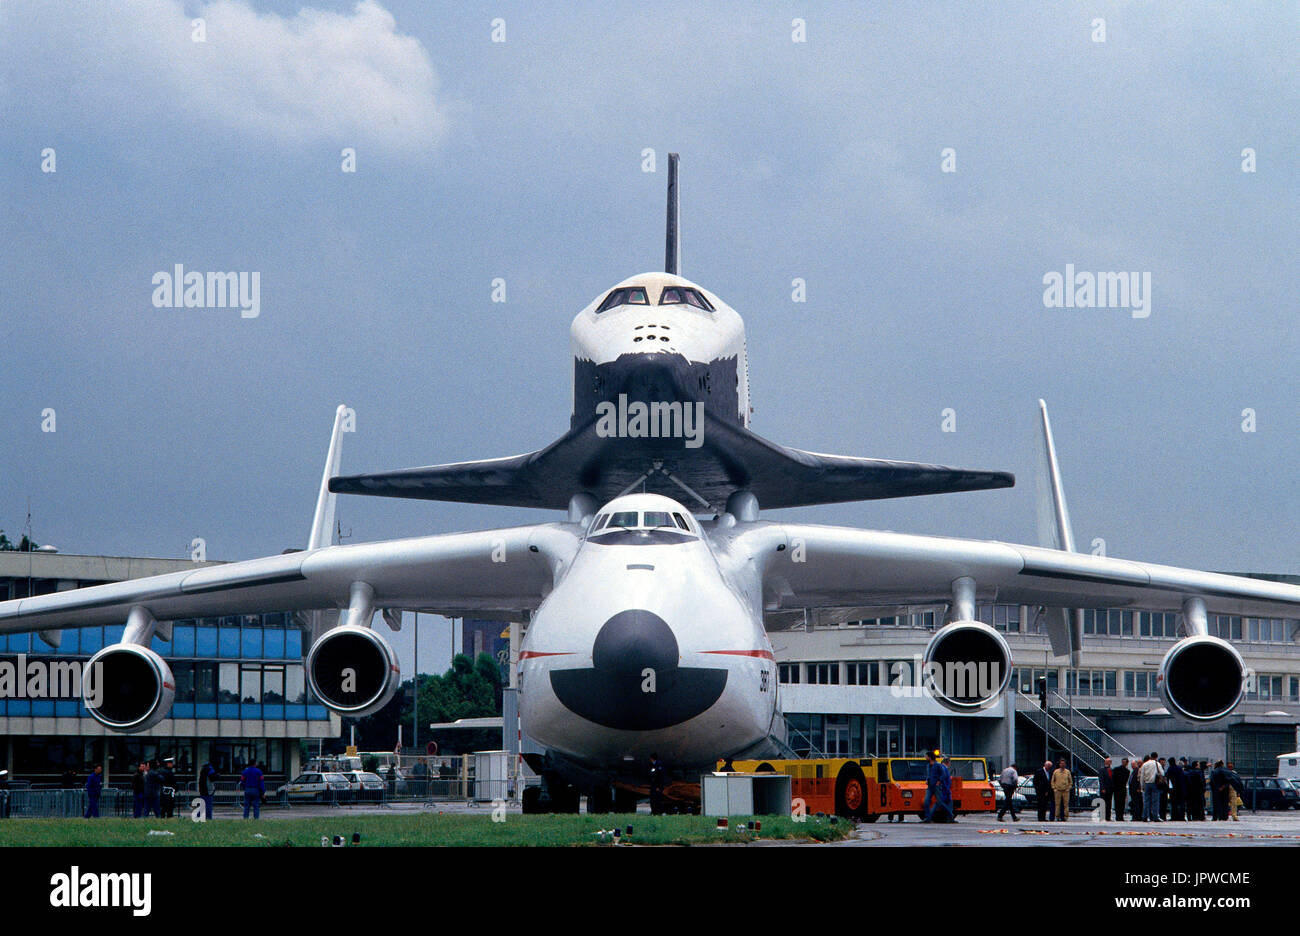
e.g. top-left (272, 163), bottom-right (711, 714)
top-left (306, 624), bottom-right (401, 717)
top-left (1158, 635), bottom-right (1246, 721)
top-left (83, 643), bottom-right (175, 733)
top-left (921, 620), bottom-right (1013, 712)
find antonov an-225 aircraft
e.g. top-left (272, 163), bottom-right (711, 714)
top-left (3, 155), bottom-right (1298, 813)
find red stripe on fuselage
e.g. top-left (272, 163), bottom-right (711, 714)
top-left (701, 650), bottom-right (774, 660)
top-left (518, 651), bottom-right (575, 659)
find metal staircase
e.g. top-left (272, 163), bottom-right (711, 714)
top-left (1017, 690), bottom-right (1137, 775)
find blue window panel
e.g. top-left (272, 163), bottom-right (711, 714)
top-left (196, 626), bottom-right (218, 657)
top-left (31, 700), bottom-right (55, 716)
top-left (240, 703), bottom-right (262, 719)
top-left (173, 625), bottom-right (196, 657)
top-left (218, 702), bottom-right (240, 719)
top-left (0, 699), bottom-right (5, 715)
top-left (285, 704), bottom-right (306, 720)
top-left (8, 700), bottom-right (31, 716)
top-left (80, 627), bottom-right (104, 655)
top-left (173, 703), bottom-right (195, 718)
top-left (105, 624), bottom-right (125, 645)
top-left (285, 628), bottom-right (303, 659)
top-left (262, 704), bottom-right (285, 720)
top-left (263, 628), bottom-right (285, 659)
top-left (55, 629), bottom-right (80, 654)
top-left (55, 700), bottom-right (79, 717)
top-left (195, 703), bottom-right (217, 719)
top-left (307, 704), bottom-right (329, 720)
top-left (241, 628), bottom-right (262, 659)
top-left (6, 632), bottom-right (28, 652)
top-left (151, 633), bottom-right (171, 655)
top-left (218, 628), bottom-right (240, 658)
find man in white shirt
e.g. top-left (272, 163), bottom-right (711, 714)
top-left (1140, 752), bottom-right (1165, 822)
top-left (997, 763), bottom-right (1020, 821)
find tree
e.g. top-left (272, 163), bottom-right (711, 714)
top-left (346, 653), bottom-right (505, 755)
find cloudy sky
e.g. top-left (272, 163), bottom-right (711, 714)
top-left (1, 1), bottom-right (1296, 673)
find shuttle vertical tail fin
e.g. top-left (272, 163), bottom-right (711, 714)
top-left (664, 152), bottom-right (680, 276)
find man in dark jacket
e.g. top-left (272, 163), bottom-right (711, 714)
top-left (1209, 760), bottom-right (1231, 820)
top-left (83, 764), bottom-right (103, 818)
top-left (1185, 761), bottom-right (1207, 820)
top-left (1033, 760), bottom-right (1054, 821)
top-left (1129, 759), bottom-right (1145, 821)
top-left (240, 760), bottom-right (265, 819)
top-left (198, 761), bottom-right (218, 821)
top-left (1098, 758), bottom-right (1114, 821)
top-left (1112, 758), bottom-right (1131, 820)
top-left (131, 762), bottom-right (146, 818)
top-left (1166, 758), bottom-right (1186, 820)
top-left (142, 761), bottom-right (162, 818)
top-left (158, 758), bottom-right (176, 819)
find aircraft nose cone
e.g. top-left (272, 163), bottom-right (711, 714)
top-left (549, 608), bottom-right (728, 731)
top-left (591, 610), bottom-right (678, 676)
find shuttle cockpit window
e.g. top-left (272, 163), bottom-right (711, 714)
top-left (658, 286), bottom-right (714, 311)
top-left (587, 510), bottom-right (696, 544)
top-left (596, 287), bottom-right (650, 313)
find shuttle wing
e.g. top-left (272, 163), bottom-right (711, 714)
top-left (329, 412), bottom-right (1013, 512)
top-left (0, 524), bottom-right (581, 635)
top-left (734, 523), bottom-right (1300, 621)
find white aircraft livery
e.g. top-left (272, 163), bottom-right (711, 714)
top-left (3, 155), bottom-right (1299, 813)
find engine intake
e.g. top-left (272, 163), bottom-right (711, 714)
top-left (83, 643), bottom-right (175, 733)
top-left (1158, 635), bottom-right (1246, 721)
top-left (921, 621), bottom-right (1012, 711)
top-left (306, 624), bottom-right (401, 716)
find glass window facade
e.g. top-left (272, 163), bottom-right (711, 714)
top-left (0, 612), bottom-right (327, 721)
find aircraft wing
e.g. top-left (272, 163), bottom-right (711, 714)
top-left (0, 523), bottom-right (581, 635)
top-left (738, 523), bottom-right (1300, 620)
top-left (328, 411), bottom-right (1013, 512)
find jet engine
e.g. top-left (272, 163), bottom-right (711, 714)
top-left (921, 620), bottom-right (1013, 711)
top-left (83, 643), bottom-right (176, 733)
top-left (1158, 634), bottom-right (1246, 721)
top-left (306, 624), bottom-right (401, 716)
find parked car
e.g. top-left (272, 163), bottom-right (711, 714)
top-left (1016, 776), bottom-right (1038, 807)
top-left (1074, 776), bottom-right (1101, 809)
top-left (340, 771), bottom-right (385, 801)
top-left (1243, 777), bottom-right (1300, 811)
top-left (277, 771), bottom-right (350, 802)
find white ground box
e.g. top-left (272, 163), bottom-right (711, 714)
top-left (701, 772), bottom-right (792, 817)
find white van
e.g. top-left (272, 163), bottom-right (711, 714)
top-left (1276, 752), bottom-right (1300, 782)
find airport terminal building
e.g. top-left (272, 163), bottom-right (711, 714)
top-left (0, 551), bottom-right (338, 787)
top-left (774, 576), bottom-right (1300, 778)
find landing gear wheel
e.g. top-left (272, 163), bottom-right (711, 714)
top-left (834, 763), bottom-right (868, 821)
top-left (588, 785), bottom-right (614, 814)
top-left (522, 786), bottom-right (543, 814)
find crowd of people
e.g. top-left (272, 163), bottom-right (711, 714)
top-left (996, 754), bottom-right (1249, 822)
top-left (66, 758), bottom-right (266, 820)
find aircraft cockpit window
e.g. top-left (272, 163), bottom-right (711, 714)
top-left (606, 511), bottom-right (640, 530)
top-left (658, 287), bottom-right (714, 311)
top-left (587, 508), bottom-right (697, 543)
top-left (596, 287), bottom-right (650, 313)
